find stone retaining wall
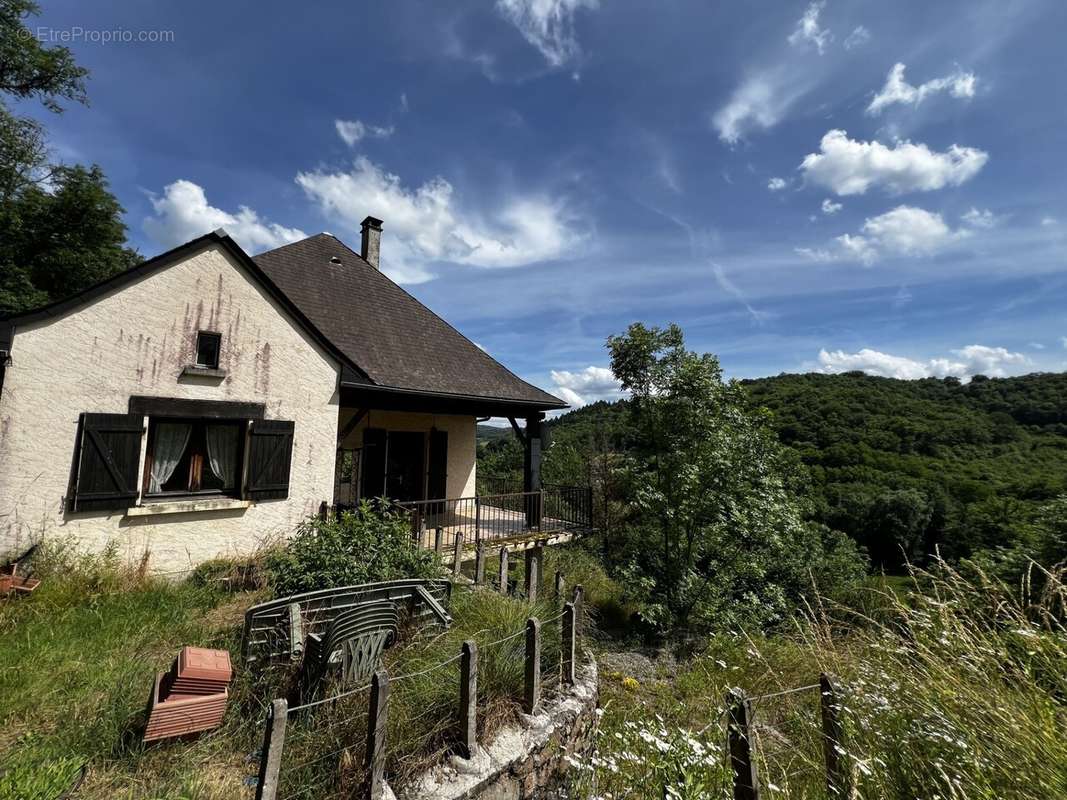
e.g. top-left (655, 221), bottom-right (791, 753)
top-left (396, 651), bottom-right (598, 800)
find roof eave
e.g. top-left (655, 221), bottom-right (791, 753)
top-left (340, 379), bottom-right (568, 415)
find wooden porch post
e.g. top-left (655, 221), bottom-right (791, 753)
top-left (523, 414), bottom-right (544, 528)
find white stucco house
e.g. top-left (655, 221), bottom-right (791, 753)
top-left (0, 217), bottom-right (567, 571)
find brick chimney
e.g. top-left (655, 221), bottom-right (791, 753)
top-left (360, 216), bottom-right (383, 269)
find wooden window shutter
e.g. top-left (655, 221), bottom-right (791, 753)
top-left (246, 420), bottom-right (295, 501)
top-left (71, 413), bottom-right (144, 512)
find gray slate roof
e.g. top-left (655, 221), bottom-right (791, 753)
top-left (253, 234), bottom-right (564, 407)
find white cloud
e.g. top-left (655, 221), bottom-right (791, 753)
top-left (1029, 342), bottom-right (1045, 350)
top-left (961, 207), bottom-right (999, 229)
top-left (834, 232), bottom-right (880, 265)
top-left (1041, 216), bottom-right (1058, 227)
top-left (550, 366), bottom-right (625, 407)
top-left (858, 206), bottom-right (966, 255)
top-left (767, 177), bottom-right (788, 192)
top-left (788, 2), bottom-right (832, 54)
top-left (821, 198), bottom-right (843, 215)
top-left (798, 205), bottom-right (969, 265)
top-left (143, 180), bottom-right (306, 254)
top-left (1061, 337), bottom-right (1067, 350)
top-left (843, 25), bottom-right (870, 50)
top-left (800, 129), bottom-right (988, 196)
top-left (495, 0), bottom-right (598, 68)
top-left (867, 63), bottom-right (977, 115)
top-left (334, 119), bottom-right (394, 147)
top-left (817, 344), bottom-right (1028, 381)
top-left (712, 69), bottom-right (811, 144)
top-left (296, 156), bottom-right (583, 283)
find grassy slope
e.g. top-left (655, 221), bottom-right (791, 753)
top-left (0, 560), bottom-right (569, 800)
top-left (0, 575), bottom-right (265, 799)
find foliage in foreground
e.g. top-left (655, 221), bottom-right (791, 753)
top-left (575, 559), bottom-right (1067, 799)
top-left (265, 501), bottom-right (440, 596)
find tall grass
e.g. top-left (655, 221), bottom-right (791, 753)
top-left (0, 539), bottom-right (270, 799)
top-left (581, 558), bottom-right (1067, 799)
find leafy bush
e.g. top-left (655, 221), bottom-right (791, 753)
top-left (266, 502), bottom-right (440, 596)
top-left (542, 544), bottom-right (640, 635)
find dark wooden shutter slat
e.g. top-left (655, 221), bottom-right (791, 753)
top-left (246, 420), bottom-right (295, 501)
top-left (72, 413), bottom-right (144, 513)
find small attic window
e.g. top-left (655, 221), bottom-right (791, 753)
top-left (195, 331), bottom-right (222, 369)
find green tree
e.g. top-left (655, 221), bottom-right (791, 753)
top-left (606, 322), bottom-right (865, 631)
top-left (0, 0), bottom-right (138, 314)
top-left (0, 0), bottom-right (87, 110)
top-left (0, 165), bottom-right (140, 312)
top-left (862, 488), bottom-right (933, 567)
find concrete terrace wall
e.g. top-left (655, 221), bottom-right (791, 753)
top-left (400, 653), bottom-right (598, 800)
top-left (0, 242), bottom-right (341, 570)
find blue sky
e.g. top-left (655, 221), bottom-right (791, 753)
top-left (21, 0), bottom-right (1067, 407)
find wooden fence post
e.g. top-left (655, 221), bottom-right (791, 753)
top-left (474, 544), bottom-right (486, 585)
top-left (365, 670), bottom-right (390, 800)
top-left (727, 688), bottom-right (760, 800)
top-left (524, 617), bottom-right (541, 714)
top-left (525, 546), bottom-right (541, 602)
top-left (459, 640), bottom-right (478, 759)
top-left (562, 601), bottom-right (576, 685)
top-left (821, 673), bottom-right (849, 798)
top-left (554, 570), bottom-right (564, 603)
top-left (254, 698), bottom-right (288, 800)
top-left (498, 547), bottom-right (509, 595)
top-left (452, 531), bottom-right (464, 579)
top-left (572, 584), bottom-right (584, 634)
top-left (434, 527), bottom-right (443, 557)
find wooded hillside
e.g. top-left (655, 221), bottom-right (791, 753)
top-left (481, 371), bottom-right (1067, 570)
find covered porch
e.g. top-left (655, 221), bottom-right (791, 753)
top-left (330, 382), bottom-right (590, 550)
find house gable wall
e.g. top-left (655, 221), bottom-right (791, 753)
top-left (0, 242), bottom-right (341, 570)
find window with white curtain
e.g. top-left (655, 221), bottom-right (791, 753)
top-left (143, 417), bottom-right (245, 497)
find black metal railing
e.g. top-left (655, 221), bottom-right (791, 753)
top-left (397, 485), bottom-right (592, 552)
top-left (321, 483), bottom-right (592, 553)
top-left (475, 474), bottom-right (523, 497)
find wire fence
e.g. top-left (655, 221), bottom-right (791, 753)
top-left (721, 675), bottom-right (850, 800)
top-left (253, 585), bottom-right (586, 800)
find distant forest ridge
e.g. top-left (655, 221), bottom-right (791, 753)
top-left (479, 370), bottom-right (1067, 569)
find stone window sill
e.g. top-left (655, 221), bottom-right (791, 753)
top-left (181, 365), bottom-right (228, 379)
top-left (126, 498), bottom-right (251, 517)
